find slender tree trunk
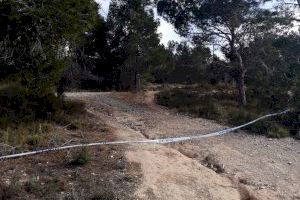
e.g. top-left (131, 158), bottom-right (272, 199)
top-left (230, 29), bottom-right (247, 106)
top-left (235, 50), bottom-right (247, 106)
top-left (131, 56), bottom-right (140, 92)
top-left (133, 71), bottom-right (138, 91)
top-left (237, 69), bottom-right (247, 106)
top-left (133, 57), bottom-right (138, 92)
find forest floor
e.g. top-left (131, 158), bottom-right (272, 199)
top-left (0, 91), bottom-right (299, 200)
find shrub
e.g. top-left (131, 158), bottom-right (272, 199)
top-left (0, 182), bottom-right (16, 199)
top-left (227, 109), bottom-right (256, 126)
top-left (25, 134), bottom-right (41, 146)
top-left (196, 99), bottom-right (220, 119)
top-left (0, 85), bottom-right (86, 129)
top-left (156, 87), bottom-right (293, 137)
top-left (66, 121), bottom-right (82, 130)
top-left (267, 123), bottom-right (290, 138)
top-left (68, 148), bottom-right (91, 166)
top-left (156, 90), bottom-right (172, 106)
top-left (156, 89), bottom-right (220, 119)
top-left (62, 100), bottom-right (86, 115)
top-left (227, 109), bottom-right (290, 136)
top-left (0, 86), bottom-right (62, 127)
top-left (247, 121), bottom-right (269, 135)
top-left (24, 179), bottom-right (40, 193)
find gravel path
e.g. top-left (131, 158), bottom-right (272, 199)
top-left (67, 92), bottom-right (300, 200)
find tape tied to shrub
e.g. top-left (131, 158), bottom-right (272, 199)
top-left (0, 109), bottom-right (290, 161)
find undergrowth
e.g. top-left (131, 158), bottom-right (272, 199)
top-left (156, 87), bottom-right (298, 138)
top-left (68, 147), bottom-right (91, 166)
top-left (0, 97), bottom-right (87, 154)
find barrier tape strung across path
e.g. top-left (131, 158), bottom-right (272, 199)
top-left (0, 109), bottom-right (290, 161)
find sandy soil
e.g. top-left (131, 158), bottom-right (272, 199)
top-left (67, 92), bottom-right (300, 200)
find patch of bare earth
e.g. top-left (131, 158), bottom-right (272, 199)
top-left (68, 92), bottom-right (300, 200)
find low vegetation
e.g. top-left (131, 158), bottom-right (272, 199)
top-left (0, 102), bottom-right (139, 200)
top-left (0, 98), bottom-right (87, 155)
top-left (68, 147), bottom-right (91, 166)
top-left (0, 145), bottom-right (137, 200)
top-left (156, 86), bottom-right (299, 138)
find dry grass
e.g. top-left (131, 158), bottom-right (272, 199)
top-left (0, 102), bottom-right (140, 200)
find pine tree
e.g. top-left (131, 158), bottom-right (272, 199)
top-left (157, 0), bottom-right (293, 105)
top-left (0, 0), bottom-right (99, 121)
top-left (107, 0), bottom-right (160, 90)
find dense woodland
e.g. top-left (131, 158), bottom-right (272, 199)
top-left (0, 0), bottom-right (299, 137)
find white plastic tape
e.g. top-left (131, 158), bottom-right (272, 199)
top-left (0, 109), bottom-right (290, 160)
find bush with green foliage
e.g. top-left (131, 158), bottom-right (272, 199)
top-left (68, 148), bottom-right (91, 166)
top-left (156, 89), bottom-right (219, 119)
top-left (156, 87), bottom-right (295, 138)
top-left (0, 86), bottom-right (62, 125)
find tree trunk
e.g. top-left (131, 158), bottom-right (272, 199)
top-left (234, 47), bottom-right (247, 106)
top-left (237, 69), bottom-right (247, 106)
top-left (132, 56), bottom-right (140, 92)
top-left (133, 71), bottom-right (138, 92)
top-left (229, 28), bottom-right (247, 106)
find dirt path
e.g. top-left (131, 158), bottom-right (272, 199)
top-left (67, 92), bottom-right (300, 200)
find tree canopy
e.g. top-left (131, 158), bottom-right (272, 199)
top-left (107, 0), bottom-right (160, 90)
top-left (0, 0), bottom-right (99, 121)
top-left (157, 0), bottom-right (294, 105)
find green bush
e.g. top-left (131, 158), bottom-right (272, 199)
top-left (156, 89), bottom-right (219, 119)
top-left (247, 121), bottom-right (269, 135)
top-left (227, 109), bottom-right (289, 137)
top-left (227, 109), bottom-right (256, 126)
top-left (62, 100), bottom-right (86, 115)
top-left (267, 124), bottom-right (290, 138)
top-left (68, 148), bottom-right (91, 166)
top-left (0, 181), bottom-right (21, 199)
top-left (0, 86), bottom-right (62, 127)
top-left (25, 135), bottom-right (41, 146)
top-left (184, 101), bottom-right (219, 120)
top-left (276, 112), bottom-right (299, 136)
top-left (156, 88), bottom-right (293, 137)
top-left (156, 90), bottom-right (172, 106)
top-left (24, 179), bottom-right (40, 193)
top-left (0, 85), bottom-right (86, 128)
